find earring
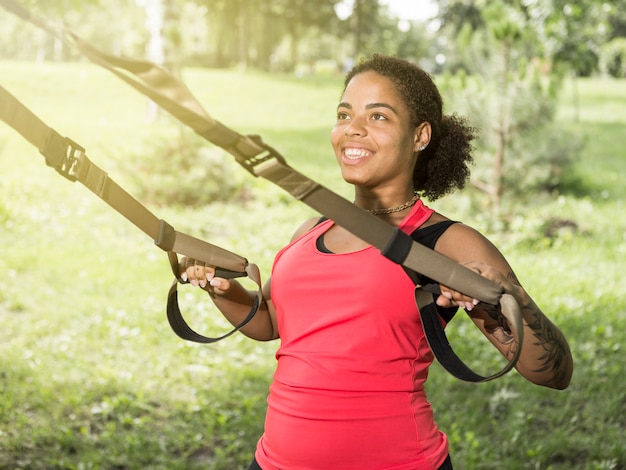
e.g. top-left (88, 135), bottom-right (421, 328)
top-left (418, 144), bottom-right (427, 151)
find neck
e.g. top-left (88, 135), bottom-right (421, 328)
top-left (357, 192), bottom-right (420, 216)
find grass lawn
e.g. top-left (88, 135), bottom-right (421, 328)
top-left (0, 62), bottom-right (624, 469)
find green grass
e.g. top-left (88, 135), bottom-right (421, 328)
top-left (1, 62), bottom-right (625, 469)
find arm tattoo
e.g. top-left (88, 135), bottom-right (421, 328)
top-left (524, 305), bottom-right (571, 384)
top-left (481, 271), bottom-right (570, 383)
top-left (480, 303), bottom-right (517, 358)
top-left (482, 271), bottom-right (519, 354)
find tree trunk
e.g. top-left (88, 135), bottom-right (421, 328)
top-left (492, 39), bottom-right (512, 217)
top-left (237, 0), bottom-right (248, 70)
top-left (571, 71), bottom-right (580, 122)
top-left (143, 0), bottom-right (165, 121)
top-left (287, 22), bottom-right (301, 73)
top-left (352, 0), bottom-right (361, 58)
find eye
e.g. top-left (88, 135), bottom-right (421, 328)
top-left (337, 111), bottom-right (350, 121)
top-left (371, 112), bottom-right (387, 121)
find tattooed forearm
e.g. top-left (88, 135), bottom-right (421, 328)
top-left (507, 271), bottom-right (521, 287)
top-left (524, 304), bottom-right (572, 385)
top-left (479, 302), bottom-right (517, 357)
top-left (478, 270), bottom-right (571, 386)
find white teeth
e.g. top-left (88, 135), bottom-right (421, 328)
top-left (344, 148), bottom-right (372, 159)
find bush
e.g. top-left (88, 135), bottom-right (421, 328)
top-left (504, 120), bottom-right (584, 196)
top-left (126, 131), bottom-right (251, 207)
top-left (600, 38), bottom-right (626, 78)
top-left (441, 70), bottom-right (583, 210)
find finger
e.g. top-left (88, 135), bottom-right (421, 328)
top-left (440, 286), bottom-right (478, 311)
top-left (179, 257), bottom-right (194, 281)
top-left (454, 292), bottom-right (478, 311)
top-left (193, 260), bottom-right (208, 288)
top-left (207, 276), bottom-right (230, 295)
top-left (204, 266), bottom-right (216, 282)
top-left (436, 293), bottom-right (472, 310)
top-left (183, 259), bottom-right (202, 287)
top-left (436, 294), bottom-right (454, 308)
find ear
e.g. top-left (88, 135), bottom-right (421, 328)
top-left (413, 122), bottom-right (432, 152)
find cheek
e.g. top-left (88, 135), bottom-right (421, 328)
top-left (398, 132), bottom-right (419, 157)
top-left (330, 125), bottom-right (342, 152)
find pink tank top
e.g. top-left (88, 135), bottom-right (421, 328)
top-left (255, 200), bottom-right (449, 470)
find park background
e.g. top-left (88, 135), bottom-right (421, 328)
top-left (0, 0), bottom-right (624, 468)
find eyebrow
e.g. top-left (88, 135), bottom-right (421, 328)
top-left (337, 102), bottom-right (400, 115)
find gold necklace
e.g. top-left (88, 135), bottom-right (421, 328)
top-left (365, 193), bottom-right (420, 215)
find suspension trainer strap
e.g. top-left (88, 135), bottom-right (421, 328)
top-left (0, 84), bottom-right (262, 343)
top-left (415, 287), bottom-right (522, 381)
top-left (0, 0), bottom-right (524, 381)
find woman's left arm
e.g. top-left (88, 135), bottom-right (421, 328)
top-left (435, 223), bottom-right (574, 390)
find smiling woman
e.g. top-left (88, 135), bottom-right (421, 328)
top-left (179, 54), bottom-right (573, 470)
top-left (331, 72), bottom-right (424, 193)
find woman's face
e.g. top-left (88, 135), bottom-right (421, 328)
top-left (331, 71), bottom-right (422, 191)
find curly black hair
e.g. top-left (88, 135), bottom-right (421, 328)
top-left (343, 54), bottom-right (477, 200)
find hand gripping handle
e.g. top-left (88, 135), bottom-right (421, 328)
top-left (165, 251), bottom-right (263, 343)
top-left (415, 288), bottom-right (524, 382)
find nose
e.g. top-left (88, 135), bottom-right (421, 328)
top-left (344, 116), bottom-right (366, 137)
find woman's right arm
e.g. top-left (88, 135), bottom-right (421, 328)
top-left (180, 216), bottom-right (321, 342)
top-left (181, 261), bottom-right (278, 341)
top-left (207, 274), bottom-right (278, 341)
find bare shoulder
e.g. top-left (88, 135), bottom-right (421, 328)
top-left (290, 216), bottom-right (325, 242)
top-left (435, 219), bottom-right (511, 270)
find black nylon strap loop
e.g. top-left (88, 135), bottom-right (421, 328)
top-left (415, 288), bottom-right (522, 382)
top-left (166, 281), bottom-right (260, 343)
top-left (418, 297), bottom-right (486, 382)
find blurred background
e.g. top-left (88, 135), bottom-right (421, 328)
top-left (3, 0), bottom-right (626, 214)
top-left (1, 1), bottom-right (624, 469)
top-left (3, 0), bottom-right (625, 78)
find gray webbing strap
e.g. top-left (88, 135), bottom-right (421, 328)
top-left (0, 85), bottom-right (246, 273)
top-left (0, 84), bottom-right (262, 343)
top-left (0, 0), bottom-right (524, 381)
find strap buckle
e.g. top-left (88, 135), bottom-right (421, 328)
top-left (40, 131), bottom-right (84, 182)
top-left (233, 134), bottom-right (288, 176)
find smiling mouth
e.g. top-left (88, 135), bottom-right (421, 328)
top-left (343, 148), bottom-right (373, 160)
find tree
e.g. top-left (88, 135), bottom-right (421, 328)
top-left (544, 0), bottom-right (610, 77)
top-left (606, 0), bottom-right (626, 39)
top-left (601, 37), bottom-right (626, 78)
top-left (270, 0), bottom-right (341, 71)
top-left (0, 0), bottom-right (138, 61)
top-left (437, 0), bottom-right (583, 217)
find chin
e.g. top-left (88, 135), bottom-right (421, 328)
top-left (340, 171), bottom-right (363, 186)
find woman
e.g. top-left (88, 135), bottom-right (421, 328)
top-left (181, 54), bottom-right (573, 470)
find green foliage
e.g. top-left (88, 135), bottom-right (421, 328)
top-left (437, 0), bottom-right (590, 216)
top-left (1, 63), bottom-right (625, 469)
top-left (125, 130), bottom-right (251, 207)
top-left (547, 0), bottom-right (608, 77)
top-left (481, 1), bottom-right (525, 43)
top-left (600, 37), bottom-right (626, 78)
top-left (441, 0), bottom-right (613, 78)
top-left (440, 70), bottom-right (581, 213)
top-left (504, 120), bottom-right (585, 195)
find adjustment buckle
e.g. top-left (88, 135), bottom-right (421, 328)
top-left (232, 134), bottom-right (288, 176)
top-left (40, 132), bottom-right (84, 182)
